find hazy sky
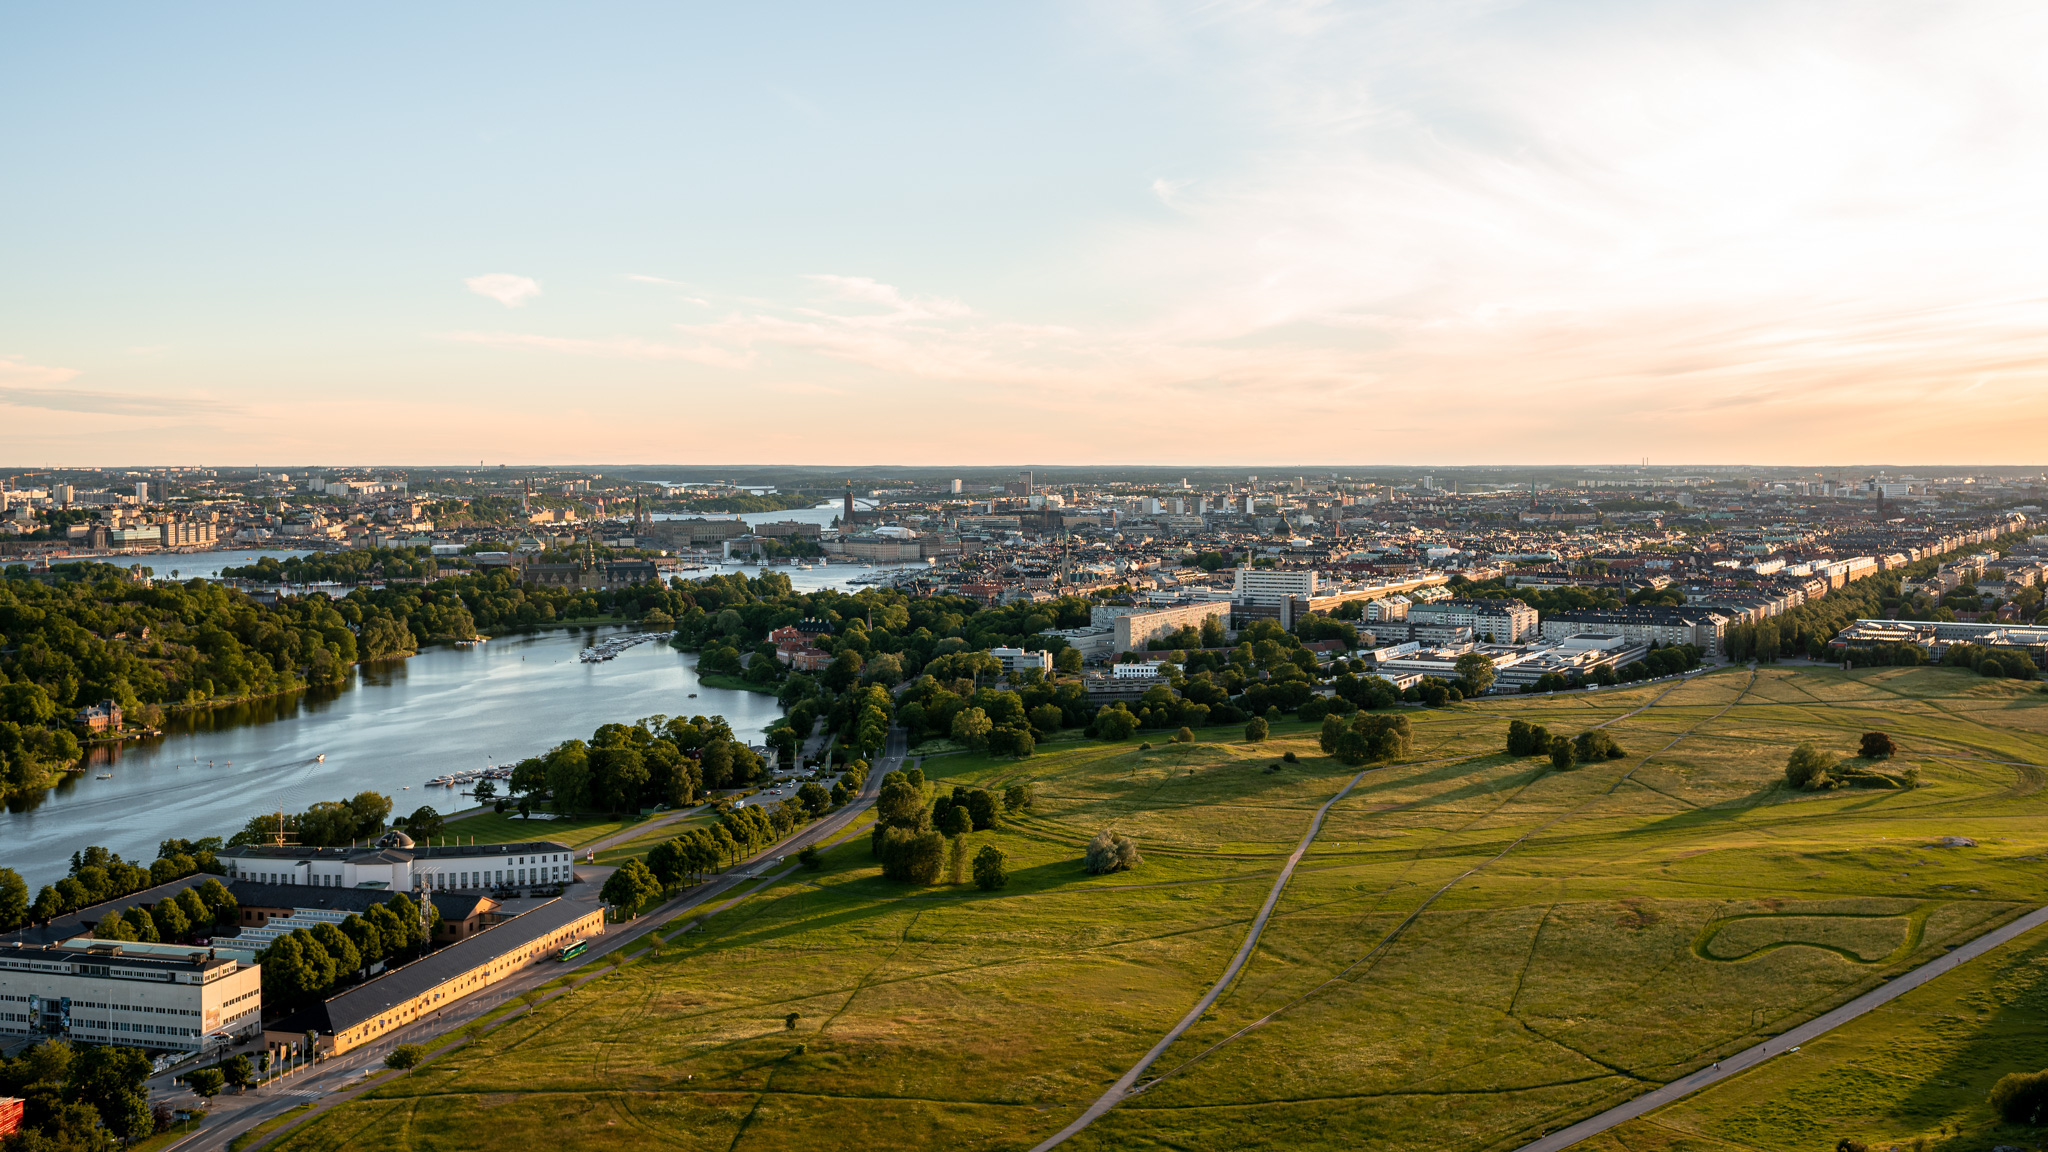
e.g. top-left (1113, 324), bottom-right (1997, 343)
top-left (4, 1), bottom-right (2046, 466)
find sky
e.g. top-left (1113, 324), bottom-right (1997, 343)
top-left (3, 0), bottom-right (2047, 467)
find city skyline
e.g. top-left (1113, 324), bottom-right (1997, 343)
top-left (5, 1), bottom-right (2047, 465)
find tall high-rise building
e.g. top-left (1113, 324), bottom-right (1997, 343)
top-left (1018, 469), bottom-right (1033, 496)
top-left (948, 479), bottom-right (962, 495)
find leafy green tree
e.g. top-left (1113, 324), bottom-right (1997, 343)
top-left (1454, 652), bottom-right (1497, 695)
top-left (1244, 716), bottom-right (1269, 742)
top-left (1055, 647), bottom-right (1083, 674)
top-left (1859, 732), bottom-right (1898, 760)
top-left (601, 858), bottom-right (662, 915)
top-left (1505, 719), bottom-right (1552, 756)
top-left (222, 1054), bottom-right (256, 1091)
top-left (186, 1067), bottom-right (226, 1101)
top-left (400, 805), bottom-right (444, 839)
top-left (1003, 783), bottom-right (1033, 812)
top-left (973, 845), bottom-right (1009, 890)
top-left (1547, 736), bottom-right (1577, 771)
top-left (938, 804), bottom-right (973, 838)
top-left (1083, 829), bottom-right (1141, 874)
top-left (1091, 704), bottom-right (1138, 742)
top-left (951, 707), bottom-right (993, 750)
top-left (1785, 743), bottom-right (1837, 790)
top-left (1989, 1068), bottom-right (2048, 1123)
top-left (0, 867), bottom-right (26, 932)
top-left (1573, 730), bottom-right (1627, 761)
top-left (384, 1044), bottom-right (427, 1072)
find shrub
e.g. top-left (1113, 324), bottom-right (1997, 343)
top-left (1083, 830), bottom-right (1141, 874)
top-left (1283, 751), bottom-right (1298, 763)
top-left (972, 845), bottom-right (1009, 890)
top-left (1505, 719), bottom-right (1552, 757)
top-left (1989, 1068), bottom-right (2048, 1123)
top-left (1548, 736), bottom-right (1577, 771)
top-left (1174, 727), bottom-right (1194, 744)
top-left (1858, 731), bottom-right (1897, 760)
top-left (1785, 743), bottom-right (1837, 791)
top-left (1003, 783), bottom-right (1033, 811)
top-left (797, 846), bottom-right (821, 871)
top-left (1244, 717), bottom-right (1269, 742)
top-left (1574, 730), bottom-right (1627, 761)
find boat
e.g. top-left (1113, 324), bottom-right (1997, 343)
top-left (315, 754), bottom-right (325, 762)
top-left (96, 773), bottom-right (112, 780)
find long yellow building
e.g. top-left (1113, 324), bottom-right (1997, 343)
top-left (266, 898), bottom-right (603, 1055)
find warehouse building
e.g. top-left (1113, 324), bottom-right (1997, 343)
top-left (265, 897), bottom-right (603, 1056)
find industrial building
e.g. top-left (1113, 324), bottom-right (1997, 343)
top-left (265, 898), bottom-right (603, 1056)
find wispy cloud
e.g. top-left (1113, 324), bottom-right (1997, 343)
top-left (465, 273), bottom-right (542, 307)
top-left (441, 330), bottom-right (754, 369)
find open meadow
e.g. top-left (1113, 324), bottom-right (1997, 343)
top-left (266, 666), bottom-right (2048, 1152)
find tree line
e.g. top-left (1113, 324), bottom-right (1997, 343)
top-left (505, 715), bottom-right (766, 816)
top-left (0, 1039), bottom-right (161, 1147)
top-left (0, 839), bottom-right (221, 929)
top-left (256, 893), bottom-right (434, 1010)
top-left (91, 878), bottom-right (237, 944)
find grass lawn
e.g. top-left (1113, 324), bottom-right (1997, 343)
top-left (698, 671), bottom-right (775, 695)
top-left (442, 808), bottom-right (641, 851)
top-left (594, 810), bottom-right (719, 866)
top-left (266, 666), bottom-right (2048, 1152)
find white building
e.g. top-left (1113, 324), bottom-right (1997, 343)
top-left (218, 833), bottom-right (575, 894)
top-left (1406, 598), bottom-right (1539, 643)
top-left (0, 938), bottom-right (263, 1053)
top-left (1232, 568), bottom-right (1317, 605)
top-left (990, 647), bottom-right (1052, 674)
top-left (1112, 662), bottom-right (1165, 679)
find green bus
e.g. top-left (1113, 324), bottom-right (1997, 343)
top-left (556, 940), bottom-right (588, 962)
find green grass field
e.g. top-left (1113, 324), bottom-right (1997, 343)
top-left (441, 808), bottom-right (641, 850)
top-left (267, 667), bottom-right (2048, 1152)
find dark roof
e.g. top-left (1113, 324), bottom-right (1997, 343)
top-left (223, 840), bottom-right (570, 862)
top-left (269, 898), bottom-right (597, 1036)
top-left (226, 880), bottom-right (490, 924)
top-left (3, 874), bottom-right (222, 947)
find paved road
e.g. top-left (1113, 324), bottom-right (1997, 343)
top-left (158, 730), bottom-right (905, 1152)
top-left (1027, 763), bottom-right (1377, 1151)
top-left (1514, 902), bottom-right (2048, 1151)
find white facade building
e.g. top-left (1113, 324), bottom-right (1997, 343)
top-left (1232, 568), bottom-right (1317, 605)
top-left (990, 647), bottom-right (1053, 674)
top-left (218, 834), bottom-right (576, 894)
top-left (0, 938), bottom-right (263, 1052)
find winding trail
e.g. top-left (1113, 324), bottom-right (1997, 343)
top-left (1028, 669), bottom-right (1729, 1149)
top-left (1024, 763), bottom-right (1377, 1152)
top-left (1511, 901), bottom-right (2048, 1151)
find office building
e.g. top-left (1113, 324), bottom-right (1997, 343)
top-left (990, 647), bottom-right (1053, 674)
top-left (1538, 608), bottom-right (1729, 657)
top-left (0, 937), bottom-right (263, 1053)
top-left (1407, 598), bottom-right (1539, 643)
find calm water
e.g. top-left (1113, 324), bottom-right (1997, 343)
top-left (0, 503), bottom-right (929, 886)
top-left (1, 626), bottom-right (785, 887)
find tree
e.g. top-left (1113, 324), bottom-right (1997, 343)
top-left (186, 1067), bottom-right (226, 1101)
top-left (951, 707), bottom-right (993, 750)
top-left (400, 805), bottom-right (444, 839)
top-left (1989, 1068), bottom-right (2048, 1123)
top-left (964, 789), bottom-right (1001, 830)
top-left (1083, 829), bottom-right (1141, 874)
top-left (1091, 704), bottom-right (1138, 742)
top-left (601, 859), bottom-right (662, 915)
top-left (1573, 730), bottom-right (1627, 761)
top-left (1244, 716), bottom-right (1269, 742)
top-left (1027, 703), bottom-right (1064, 734)
top-left (222, 1054), bottom-right (256, 1091)
top-left (1454, 652), bottom-right (1497, 695)
top-left (385, 1044), bottom-right (427, 1072)
top-left (1547, 736), bottom-right (1577, 771)
top-left (1055, 647), bottom-right (1083, 674)
top-left (1785, 743), bottom-right (1837, 790)
top-left (877, 827), bottom-right (945, 883)
top-left (973, 845), bottom-right (1009, 890)
top-left (473, 779), bottom-right (497, 805)
top-left (1003, 783), bottom-right (1033, 812)
top-left (1505, 720), bottom-right (1552, 757)
top-left (938, 804), bottom-right (973, 838)
top-left (797, 780), bottom-right (831, 815)
top-left (1859, 732), bottom-right (1898, 760)
top-left (1174, 726), bottom-right (1194, 743)
top-left (0, 867), bottom-right (26, 932)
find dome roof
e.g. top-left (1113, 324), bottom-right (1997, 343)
top-left (379, 830), bottom-right (416, 849)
